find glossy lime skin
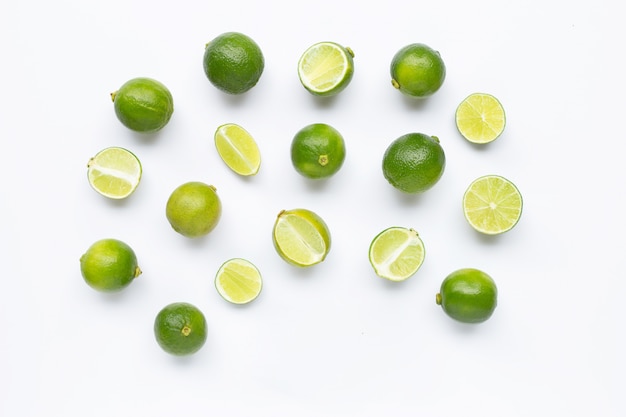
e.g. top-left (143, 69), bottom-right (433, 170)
top-left (112, 77), bottom-right (174, 132)
top-left (154, 302), bottom-right (207, 356)
top-left (291, 123), bottom-right (346, 179)
top-left (382, 133), bottom-right (446, 193)
top-left (80, 238), bottom-right (140, 292)
top-left (203, 32), bottom-right (265, 94)
top-left (390, 43), bottom-right (446, 98)
top-left (436, 268), bottom-right (498, 323)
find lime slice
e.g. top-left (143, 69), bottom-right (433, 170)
top-left (463, 175), bottom-right (523, 235)
top-left (455, 93), bottom-right (506, 144)
top-left (214, 123), bottom-right (261, 176)
top-left (215, 258), bottom-right (262, 304)
top-left (87, 147), bottom-right (142, 199)
top-left (297, 42), bottom-right (355, 97)
top-left (272, 208), bottom-right (331, 267)
top-left (368, 227), bottom-right (425, 282)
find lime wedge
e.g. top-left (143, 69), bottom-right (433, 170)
top-left (214, 123), bottom-right (261, 176)
top-left (87, 147), bottom-right (142, 199)
top-left (297, 42), bottom-right (355, 97)
top-left (215, 258), bottom-right (263, 304)
top-left (368, 227), bottom-right (425, 282)
top-left (455, 93), bottom-right (506, 144)
top-left (463, 175), bottom-right (523, 235)
top-left (272, 208), bottom-right (331, 267)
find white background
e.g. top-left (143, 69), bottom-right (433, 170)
top-left (1, 0), bottom-right (624, 416)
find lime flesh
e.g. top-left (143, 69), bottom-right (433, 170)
top-left (369, 227), bottom-right (425, 282)
top-left (214, 123), bottom-right (261, 176)
top-left (456, 93), bottom-right (506, 144)
top-left (463, 175), bottom-right (522, 235)
top-left (298, 41), bottom-right (355, 97)
top-left (87, 147), bottom-right (142, 199)
top-left (215, 258), bottom-right (263, 304)
top-left (272, 208), bottom-right (331, 267)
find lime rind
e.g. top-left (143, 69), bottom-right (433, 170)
top-left (298, 42), bottom-right (354, 97)
top-left (214, 123), bottom-right (261, 176)
top-left (463, 175), bottom-right (522, 235)
top-left (87, 147), bottom-right (142, 199)
top-left (369, 227), bottom-right (425, 282)
top-left (455, 93), bottom-right (506, 144)
top-left (215, 258), bottom-right (263, 305)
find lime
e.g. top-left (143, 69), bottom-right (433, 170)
top-left (382, 133), bottom-right (446, 193)
top-left (291, 123), bottom-right (346, 179)
top-left (436, 268), bottom-right (498, 323)
top-left (297, 41), bottom-right (355, 97)
top-left (214, 123), bottom-right (261, 176)
top-left (165, 182), bottom-right (222, 238)
top-left (272, 208), bottom-right (331, 267)
top-left (80, 238), bottom-right (141, 292)
top-left (390, 43), bottom-right (446, 98)
top-left (154, 302), bottom-right (207, 356)
top-left (215, 258), bottom-right (262, 305)
top-left (203, 32), bottom-right (265, 95)
top-left (86, 147), bottom-right (142, 199)
top-left (368, 227), bottom-right (425, 282)
top-left (463, 175), bottom-right (523, 235)
top-left (455, 93), bottom-right (506, 144)
top-left (111, 77), bottom-right (174, 133)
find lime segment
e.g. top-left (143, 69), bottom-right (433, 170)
top-left (463, 175), bottom-right (522, 235)
top-left (455, 93), bottom-right (506, 144)
top-left (214, 123), bottom-right (261, 176)
top-left (272, 208), bottom-right (331, 267)
top-left (215, 258), bottom-right (262, 304)
top-left (87, 147), bottom-right (142, 199)
top-left (298, 42), bottom-right (355, 97)
top-left (368, 227), bottom-right (425, 282)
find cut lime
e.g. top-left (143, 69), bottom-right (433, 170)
top-left (463, 175), bottom-right (523, 235)
top-left (297, 42), bottom-right (355, 97)
top-left (87, 147), bottom-right (142, 199)
top-left (368, 227), bottom-right (425, 282)
top-left (272, 208), bottom-right (331, 267)
top-left (455, 93), bottom-right (506, 144)
top-left (215, 258), bottom-right (262, 304)
top-left (214, 123), bottom-right (261, 176)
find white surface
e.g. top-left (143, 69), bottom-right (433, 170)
top-left (1, 1), bottom-right (624, 416)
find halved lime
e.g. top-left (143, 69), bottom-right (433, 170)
top-left (455, 93), bottom-right (506, 144)
top-left (272, 208), bottom-right (331, 267)
top-left (463, 175), bottom-right (523, 235)
top-left (214, 123), bottom-right (261, 176)
top-left (87, 147), bottom-right (142, 199)
top-left (215, 258), bottom-right (262, 304)
top-left (297, 41), bottom-right (355, 97)
top-left (368, 227), bottom-right (425, 282)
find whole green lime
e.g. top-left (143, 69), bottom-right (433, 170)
top-left (154, 302), bottom-right (207, 356)
top-left (382, 133), bottom-right (446, 193)
top-left (291, 123), bottom-right (346, 179)
top-left (111, 77), bottom-right (174, 132)
top-left (165, 182), bottom-right (222, 238)
top-left (390, 43), bottom-right (446, 98)
top-left (436, 268), bottom-right (498, 323)
top-left (203, 32), bottom-right (265, 95)
top-left (80, 238), bottom-right (141, 292)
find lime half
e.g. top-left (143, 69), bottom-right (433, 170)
top-left (298, 42), bottom-right (355, 97)
top-left (463, 175), bottom-right (523, 235)
top-left (272, 208), bottom-right (331, 267)
top-left (368, 227), bottom-right (425, 282)
top-left (215, 258), bottom-right (262, 304)
top-left (455, 93), bottom-right (506, 144)
top-left (87, 147), bottom-right (142, 199)
top-left (214, 123), bottom-right (261, 176)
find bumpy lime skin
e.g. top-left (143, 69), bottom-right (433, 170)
top-left (154, 302), bottom-right (207, 356)
top-left (436, 268), bottom-right (498, 324)
top-left (390, 43), bottom-right (446, 98)
top-left (80, 238), bottom-right (140, 292)
top-left (290, 123), bottom-right (346, 179)
top-left (112, 77), bottom-right (174, 133)
top-left (165, 182), bottom-right (222, 238)
top-left (203, 32), bottom-right (265, 95)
